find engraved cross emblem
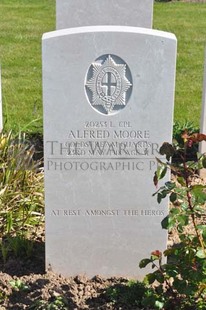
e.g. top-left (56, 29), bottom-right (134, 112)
top-left (85, 54), bottom-right (132, 115)
top-left (102, 72), bottom-right (117, 96)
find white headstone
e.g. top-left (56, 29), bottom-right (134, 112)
top-left (43, 26), bottom-right (177, 279)
top-left (0, 68), bottom-right (3, 132)
top-left (56, 0), bottom-right (154, 30)
top-left (199, 48), bottom-right (206, 177)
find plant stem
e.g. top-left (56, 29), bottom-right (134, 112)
top-left (182, 144), bottom-right (205, 251)
top-left (153, 262), bottom-right (177, 298)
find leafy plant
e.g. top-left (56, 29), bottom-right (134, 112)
top-left (10, 279), bottom-right (29, 291)
top-left (173, 121), bottom-right (199, 145)
top-left (30, 296), bottom-right (69, 310)
top-left (139, 131), bottom-right (206, 309)
top-left (106, 280), bottom-right (147, 307)
top-left (0, 131), bottom-right (44, 261)
top-left (172, 121), bottom-right (199, 163)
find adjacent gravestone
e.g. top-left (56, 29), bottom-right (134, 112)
top-left (43, 26), bottom-right (177, 278)
top-left (199, 48), bottom-right (206, 177)
top-left (0, 68), bottom-right (2, 132)
top-left (56, 0), bottom-right (154, 30)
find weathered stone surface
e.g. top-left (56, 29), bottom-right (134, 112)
top-left (43, 26), bottom-right (177, 278)
top-left (56, 0), bottom-right (154, 29)
top-left (199, 48), bottom-right (206, 177)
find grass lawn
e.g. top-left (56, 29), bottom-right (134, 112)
top-left (0, 0), bottom-right (55, 133)
top-left (0, 0), bottom-right (205, 132)
top-left (154, 1), bottom-right (206, 130)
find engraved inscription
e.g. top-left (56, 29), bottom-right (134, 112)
top-left (50, 209), bottom-right (165, 217)
top-left (85, 54), bottom-right (132, 115)
top-left (45, 121), bottom-right (161, 172)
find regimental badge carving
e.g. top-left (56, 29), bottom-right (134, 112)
top-left (85, 54), bottom-right (133, 115)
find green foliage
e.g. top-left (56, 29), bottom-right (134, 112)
top-left (173, 121), bottom-right (199, 145)
top-left (139, 131), bottom-right (206, 309)
top-left (0, 131), bottom-right (44, 261)
top-left (106, 280), bottom-right (147, 308)
top-left (10, 279), bottom-right (29, 291)
top-left (30, 296), bottom-right (69, 310)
